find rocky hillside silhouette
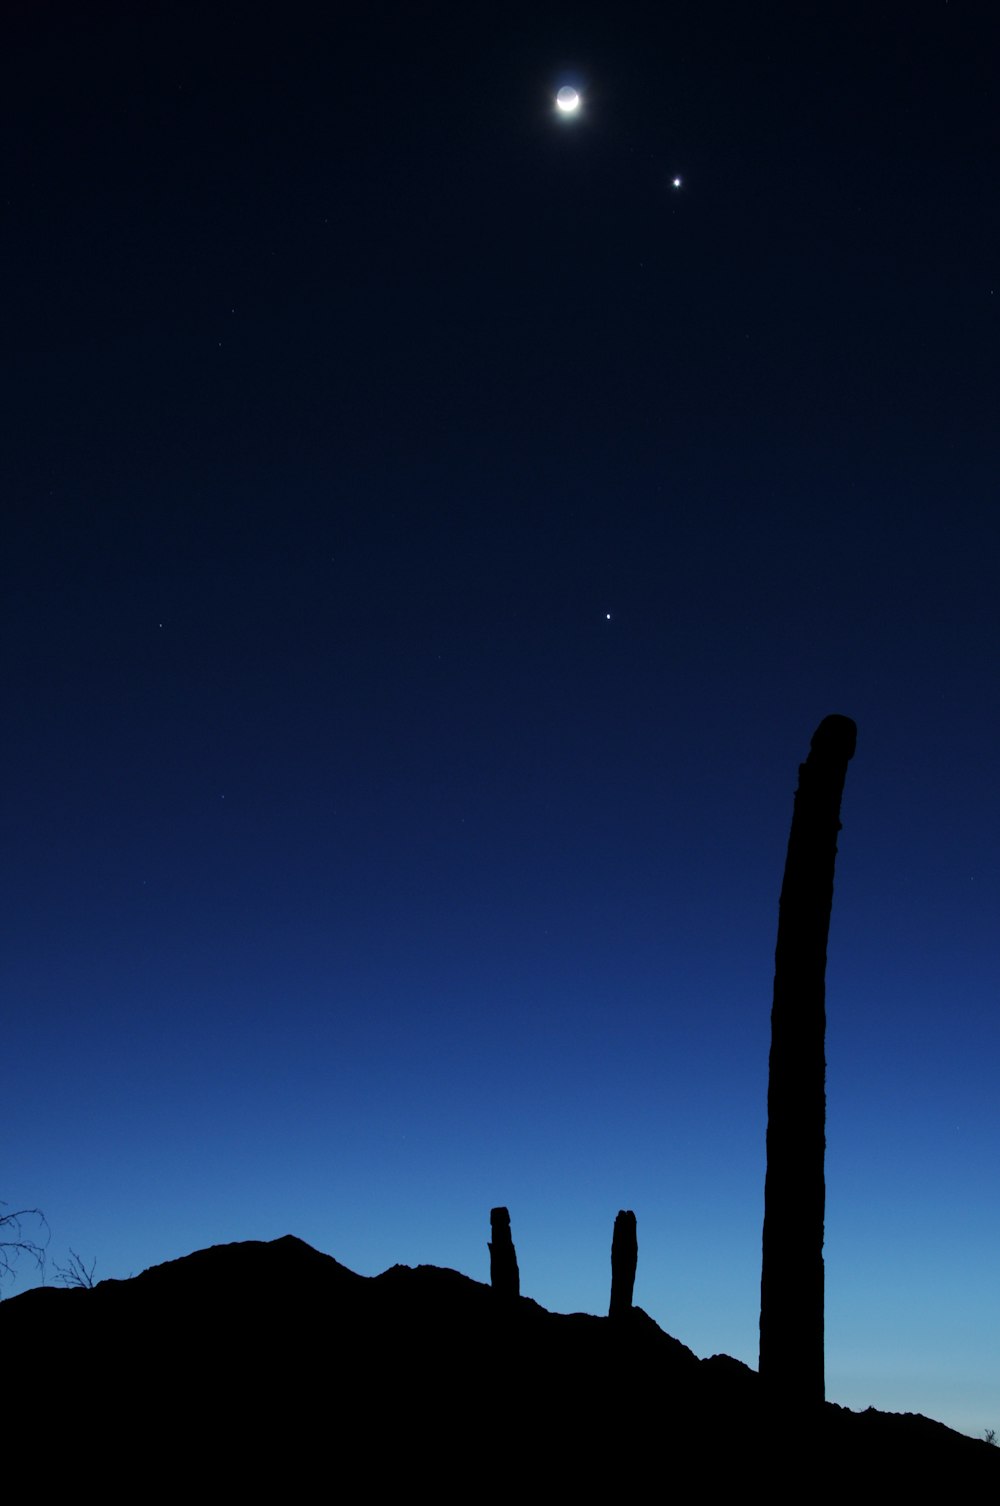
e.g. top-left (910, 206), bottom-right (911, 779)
top-left (4, 1234), bottom-right (995, 1489)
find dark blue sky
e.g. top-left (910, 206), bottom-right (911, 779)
top-left (4, 1), bottom-right (998, 1434)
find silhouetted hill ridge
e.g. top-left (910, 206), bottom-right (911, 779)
top-left (3, 1235), bottom-right (995, 1487)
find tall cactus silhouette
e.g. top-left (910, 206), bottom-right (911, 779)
top-left (759, 715), bottom-right (856, 1407)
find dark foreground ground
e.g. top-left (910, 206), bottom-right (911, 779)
top-left (4, 1235), bottom-right (996, 1488)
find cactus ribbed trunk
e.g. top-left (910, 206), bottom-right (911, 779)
top-left (609, 1209), bottom-right (637, 1320)
top-left (489, 1206), bottom-right (520, 1299)
top-left (759, 715), bottom-right (856, 1409)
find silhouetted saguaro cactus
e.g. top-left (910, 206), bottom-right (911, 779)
top-left (489, 1206), bottom-right (520, 1298)
top-left (759, 714), bottom-right (856, 1409)
top-left (609, 1209), bottom-right (638, 1320)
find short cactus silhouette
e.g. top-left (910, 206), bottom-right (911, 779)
top-left (488, 1206), bottom-right (520, 1298)
top-left (609, 1209), bottom-right (638, 1320)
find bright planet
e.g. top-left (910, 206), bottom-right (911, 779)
top-left (556, 86), bottom-right (580, 112)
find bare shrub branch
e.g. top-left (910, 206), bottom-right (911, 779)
top-left (54, 1249), bottom-right (97, 1290)
top-left (0, 1203), bottom-right (50, 1289)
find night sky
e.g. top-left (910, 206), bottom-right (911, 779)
top-left (5, 2), bottom-right (998, 1436)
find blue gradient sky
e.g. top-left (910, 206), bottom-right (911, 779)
top-left (4, 2), bottom-right (998, 1437)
